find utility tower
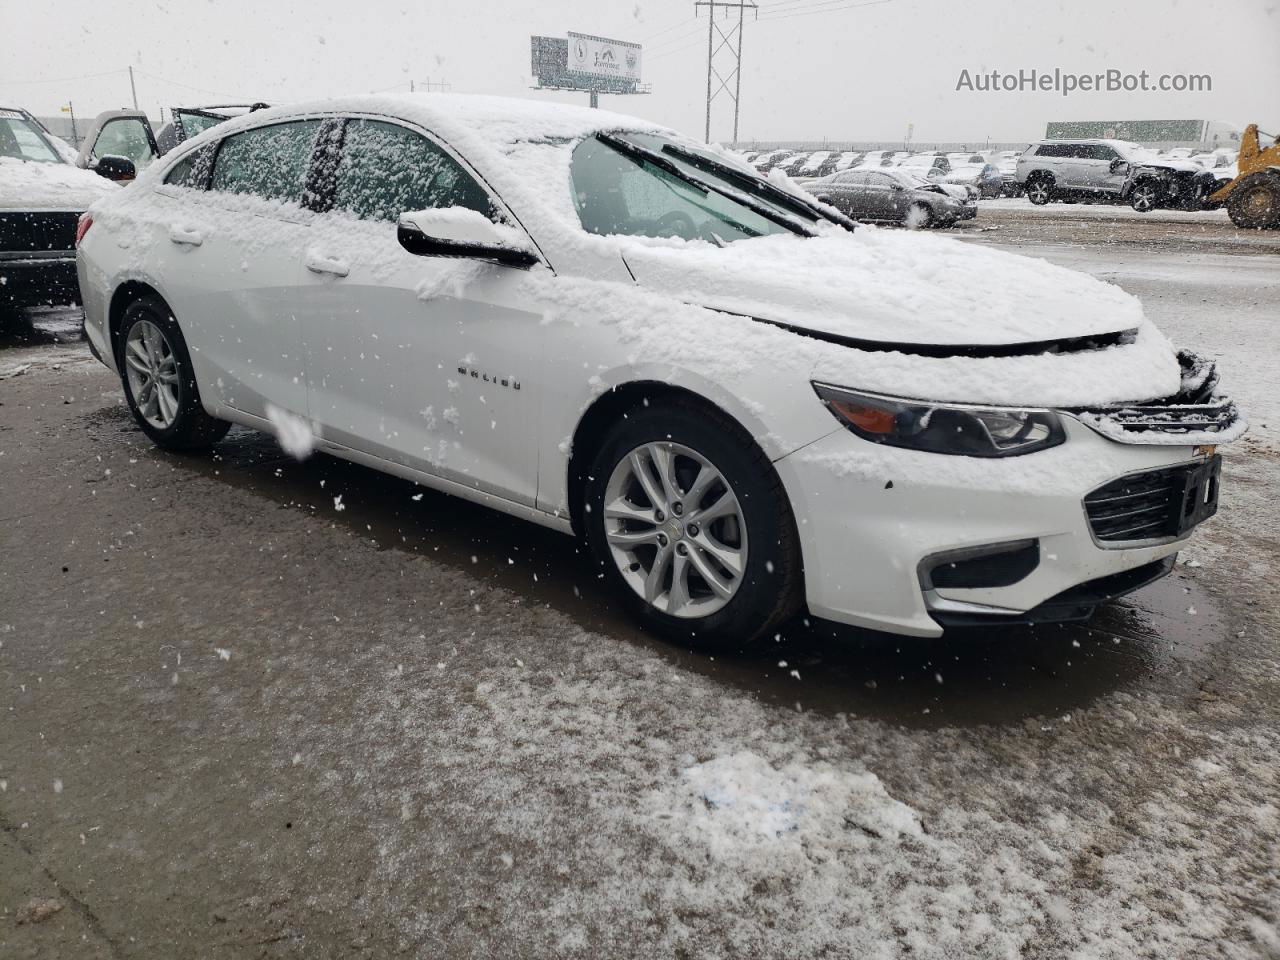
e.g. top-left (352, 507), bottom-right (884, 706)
top-left (695, 0), bottom-right (757, 144)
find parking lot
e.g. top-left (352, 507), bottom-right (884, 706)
top-left (2, 201), bottom-right (1279, 958)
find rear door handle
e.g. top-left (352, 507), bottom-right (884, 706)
top-left (169, 227), bottom-right (204, 247)
top-left (306, 253), bottom-right (350, 278)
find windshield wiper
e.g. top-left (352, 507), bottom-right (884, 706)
top-left (659, 142), bottom-right (858, 232)
top-left (598, 132), bottom-right (816, 237)
top-left (597, 133), bottom-right (703, 188)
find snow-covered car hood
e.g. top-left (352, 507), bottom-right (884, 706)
top-left (0, 157), bottom-right (118, 211)
top-left (928, 183), bottom-right (971, 200)
top-left (621, 229), bottom-right (1143, 350)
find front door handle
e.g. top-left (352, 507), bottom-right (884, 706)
top-left (306, 253), bottom-right (350, 278)
top-left (169, 227), bottom-right (204, 247)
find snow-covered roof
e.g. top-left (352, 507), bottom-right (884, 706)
top-left (204, 92), bottom-right (671, 153)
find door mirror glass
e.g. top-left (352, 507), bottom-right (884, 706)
top-left (397, 208), bottom-right (538, 268)
top-left (1109, 158), bottom-right (1129, 174)
top-left (91, 154), bottom-right (137, 181)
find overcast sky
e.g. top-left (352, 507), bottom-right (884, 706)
top-left (2, 0), bottom-right (1275, 144)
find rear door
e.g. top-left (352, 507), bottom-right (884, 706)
top-left (1070, 144), bottom-right (1110, 191)
top-left (152, 119), bottom-right (326, 422)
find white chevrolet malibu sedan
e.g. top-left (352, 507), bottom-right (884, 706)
top-left (76, 94), bottom-right (1244, 649)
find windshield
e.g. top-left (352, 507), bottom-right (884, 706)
top-left (886, 169), bottom-right (929, 188)
top-left (570, 133), bottom-right (812, 244)
top-left (0, 111), bottom-right (63, 163)
top-left (176, 110), bottom-right (227, 138)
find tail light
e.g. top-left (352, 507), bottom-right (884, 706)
top-left (75, 213), bottom-right (93, 247)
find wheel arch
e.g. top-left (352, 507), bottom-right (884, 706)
top-left (108, 280), bottom-right (168, 363)
top-left (564, 379), bottom-right (766, 538)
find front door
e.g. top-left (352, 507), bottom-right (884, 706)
top-left (296, 116), bottom-right (543, 507)
top-left (76, 111), bottom-right (160, 178)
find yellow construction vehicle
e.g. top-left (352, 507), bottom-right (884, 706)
top-left (1208, 124), bottom-right (1280, 229)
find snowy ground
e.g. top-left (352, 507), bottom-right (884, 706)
top-left (1, 221), bottom-right (1278, 958)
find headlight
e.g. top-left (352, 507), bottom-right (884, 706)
top-left (812, 382), bottom-right (1066, 457)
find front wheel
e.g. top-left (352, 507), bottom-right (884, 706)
top-left (117, 296), bottom-right (230, 450)
top-left (906, 203), bottom-right (934, 229)
top-left (1129, 180), bottom-right (1162, 213)
top-left (584, 401), bottom-right (803, 653)
top-left (1226, 172), bottom-right (1280, 229)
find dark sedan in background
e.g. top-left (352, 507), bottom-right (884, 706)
top-left (805, 167), bottom-right (977, 227)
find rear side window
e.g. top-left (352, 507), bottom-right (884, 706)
top-left (1035, 143), bottom-right (1068, 158)
top-left (209, 120), bottom-right (322, 204)
top-left (332, 119), bottom-right (494, 223)
top-left (164, 144), bottom-right (216, 189)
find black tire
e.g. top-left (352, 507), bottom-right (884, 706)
top-left (1226, 172), bottom-right (1280, 229)
top-left (1129, 179), bottom-right (1162, 213)
top-left (116, 296), bottom-right (230, 451)
top-left (1025, 174), bottom-right (1054, 205)
top-left (583, 398), bottom-right (803, 653)
top-left (907, 202), bottom-right (934, 229)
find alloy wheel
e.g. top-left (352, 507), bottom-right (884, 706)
top-left (603, 441), bottom-right (748, 619)
top-left (1028, 181), bottom-right (1050, 204)
top-left (124, 319), bottom-right (180, 429)
top-left (1132, 184), bottom-right (1158, 212)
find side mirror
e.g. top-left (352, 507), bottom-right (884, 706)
top-left (1109, 158), bottom-right (1129, 174)
top-left (91, 155), bottom-right (136, 182)
top-left (397, 208), bottom-right (539, 269)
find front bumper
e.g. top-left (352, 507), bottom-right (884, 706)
top-left (0, 251), bottom-right (79, 310)
top-left (773, 418), bottom-right (1214, 637)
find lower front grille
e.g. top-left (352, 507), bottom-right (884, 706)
top-left (0, 212), bottom-right (80, 253)
top-left (1084, 459), bottom-right (1220, 543)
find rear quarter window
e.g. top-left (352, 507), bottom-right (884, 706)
top-left (164, 144), bottom-right (216, 189)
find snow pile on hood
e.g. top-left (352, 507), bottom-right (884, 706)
top-left (658, 751), bottom-right (923, 852)
top-left (623, 228), bottom-right (1144, 347)
top-left (0, 156), bottom-right (118, 211)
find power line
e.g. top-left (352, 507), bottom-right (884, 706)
top-left (641, 16), bottom-right (699, 41)
top-left (645, 27), bottom-right (706, 57)
top-left (0, 69), bottom-right (127, 85)
top-left (130, 68), bottom-right (250, 101)
top-left (758, 0), bottom-right (892, 22)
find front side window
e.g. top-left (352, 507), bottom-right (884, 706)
top-left (92, 118), bottom-right (156, 170)
top-left (332, 119), bottom-right (494, 223)
top-left (210, 120), bottom-right (322, 204)
top-left (570, 135), bottom-right (796, 243)
top-left (0, 112), bottom-right (62, 163)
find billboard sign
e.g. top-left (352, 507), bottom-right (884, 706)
top-left (567, 32), bottom-right (641, 83)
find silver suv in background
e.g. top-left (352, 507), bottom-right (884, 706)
top-left (1016, 139), bottom-right (1216, 212)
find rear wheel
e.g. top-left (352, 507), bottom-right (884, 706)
top-left (1226, 172), bottom-right (1280, 229)
top-left (117, 296), bottom-right (230, 450)
top-left (583, 400), bottom-right (803, 653)
top-left (1025, 174), bottom-right (1054, 205)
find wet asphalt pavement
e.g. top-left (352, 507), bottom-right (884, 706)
top-left (2, 212), bottom-right (1278, 957)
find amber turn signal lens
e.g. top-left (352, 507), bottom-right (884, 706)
top-left (830, 400), bottom-right (896, 435)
